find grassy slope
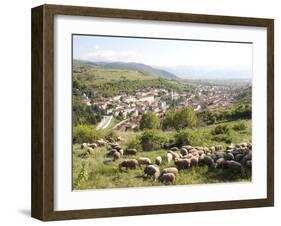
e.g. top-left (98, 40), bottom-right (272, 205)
top-left (73, 63), bottom-right (192, 97)
top-left (73, 120), bottom-right (252, 190)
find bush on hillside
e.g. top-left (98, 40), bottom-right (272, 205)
top-left (73, 124), bottom-right (101, 143)
top-left (140, 130), bottom-right (168, 151)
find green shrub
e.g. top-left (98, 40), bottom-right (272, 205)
top-left (126, 136), bottom-right (141, 150)
top-left (73, 124), bottom-right (100, 143)
top-left (232, 121), bottom-right (247, 131)
top-left (212, 124), bottom-right (230, 135)
top-left (174, 129), bottom-right (205, 147)
top-left (140, 112), bottom-right (160, 130)
top-left (140, 130), bottom-right (168, 151)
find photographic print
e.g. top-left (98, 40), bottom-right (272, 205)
top-left (72, 35), bottom-right (252, 190)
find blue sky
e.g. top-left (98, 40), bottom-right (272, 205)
top-left (73, 35), bottom-right (252, 78)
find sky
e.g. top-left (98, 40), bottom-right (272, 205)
top-left (73, 35), bottom-right (252, 79)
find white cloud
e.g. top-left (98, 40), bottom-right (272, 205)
top-left (80, 49), bottom-right (143, 63)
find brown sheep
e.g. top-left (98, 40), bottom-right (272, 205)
top-left (158, 173), bottom-right (176, 184)
top-left (161, 167), bottom-right (179, 176)
top-left (190, 156), bottom-right (199, 167)
top-left (106, 149), bottom-right (117, 157)
top-left (144, 165), bottom-right (160, 180)
top-left (138, 157), bottom-right (152, 166)
top-left (223, 160), bottom-right (245, 177)
top-left (119, 159), bottom-right (139, 170)
top-left (201, 156), bottom-right (215, 168)
top-left (180, 148), bottom-right (188, 156)
top-left (117, 148), bottom-right (124, 156)
top-left (175, 159), bottom-right (190, 170)
top-left (113, 151), bottom-right (121, 161)
top-left (226, 153), bottom-right (234, 161)
top-left (124, 148), bottom-right (137, 155)
top-left (216, 157), bottom-right (225, 168)
top-left (155, 156), bottom-right (162, 166)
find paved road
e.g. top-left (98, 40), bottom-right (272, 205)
top-left (96, 115), bottom-right (113, 130)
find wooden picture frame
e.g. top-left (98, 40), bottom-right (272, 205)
top-left (31, 4), bottom-right (274, 221)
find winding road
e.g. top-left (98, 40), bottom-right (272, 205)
top-left (96, 115), bottom-right (113, 130)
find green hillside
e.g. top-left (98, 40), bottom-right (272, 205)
top-left (73, 63), bottom-right (192, 98)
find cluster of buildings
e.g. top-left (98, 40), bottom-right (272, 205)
top-left (81, 84), bottom-right (250, 131)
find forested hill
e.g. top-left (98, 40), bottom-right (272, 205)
top-left (72, 62), bottom-right (192, 98)
top-left (73, 59), bottom-right (179, 80)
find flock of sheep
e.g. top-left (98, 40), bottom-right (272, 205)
top-left (80, 139), bottom-right (252, 185)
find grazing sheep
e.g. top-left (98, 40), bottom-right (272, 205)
top-left (226, 153), bottom-right (235, 161)
top-left (241, 153), bottom-right (252, 166)
top-left (216, 158), bottom-right (225, 168)
top-left (144, 165), bottom-right (160, 180)
top-left (246, 160), bottom-right (252, 169)
top-left (183, 153), bottom-right (193, 159)
top-left (158, 173), bottom-right (176, 184)
top-left (106, 149), bottom-right (117, 157)
top-left (138, 157), bottom-right (152, 166)
top-left (119, 159), bottom-right (139, 170)
top-left (166, 153), bottom-right (173, 163)
top-left (197, 150), bottom-right (205, 156)
top-left (203, 147), bottom-right (210, 153)
top-left (113, 151), bottom-right (121, 161)
top-left (223, 160), bottom-right (245, 177)
top-left (155, 156), bottom-right (162, 166)
top-left (117, 148), bottom-right (124, 156)
top-left (210, 146), bottom-right (215, 153)
top-left (161, 167), bottom-right (178, 176)
top-left (114, 145), bottom-right (123, 151)
top-left (124, 148), bottom-right (137, 155)
top-left (190, 156), bottom-right (199, 167)
top-left (182, 145), bottom-right (193, 150)
top-left (175, 159), bottom-right (190, 170)
top-left (201, 156), bottom-right (215, 168)
top-left (168, 150), bottom-right (180, 160)
top-left (81, 143), bottom-right (88, 149)
top-left (188, 148), bottom-right (197, 154)
top-left (88, 143), bottom-right (97, 149)
top-left (195, 146), bottom-right (204, 151)
top-left (180, 148), bottom-right (188, 156)
top-left (234, 153), bottom-right (245, 162)
top-left (87, 147), bottom-right (95, 155)
top-left (215, 152), bottom-right (226, 159)
top-left (97, 139), bottom-right (106, 146)
top-left (170, 147), bottom-right (179, 152)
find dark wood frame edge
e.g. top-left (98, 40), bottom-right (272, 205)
top-left (31, 4), bottom-right (274, 221)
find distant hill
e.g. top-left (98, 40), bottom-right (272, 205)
top-left (72, 61), bottom-right (191, 98)
top-left (74, 59), bottom-right (179, 80)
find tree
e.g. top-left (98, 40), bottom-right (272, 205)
top-left (174, 107), bottom-right (197, 130)
top-left (140, 112), bottom-right (160, 130)
top-left (162, 108), bottom-right (176, 130)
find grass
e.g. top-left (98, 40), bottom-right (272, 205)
top-left (73, 120), bottom-right (252, 190)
